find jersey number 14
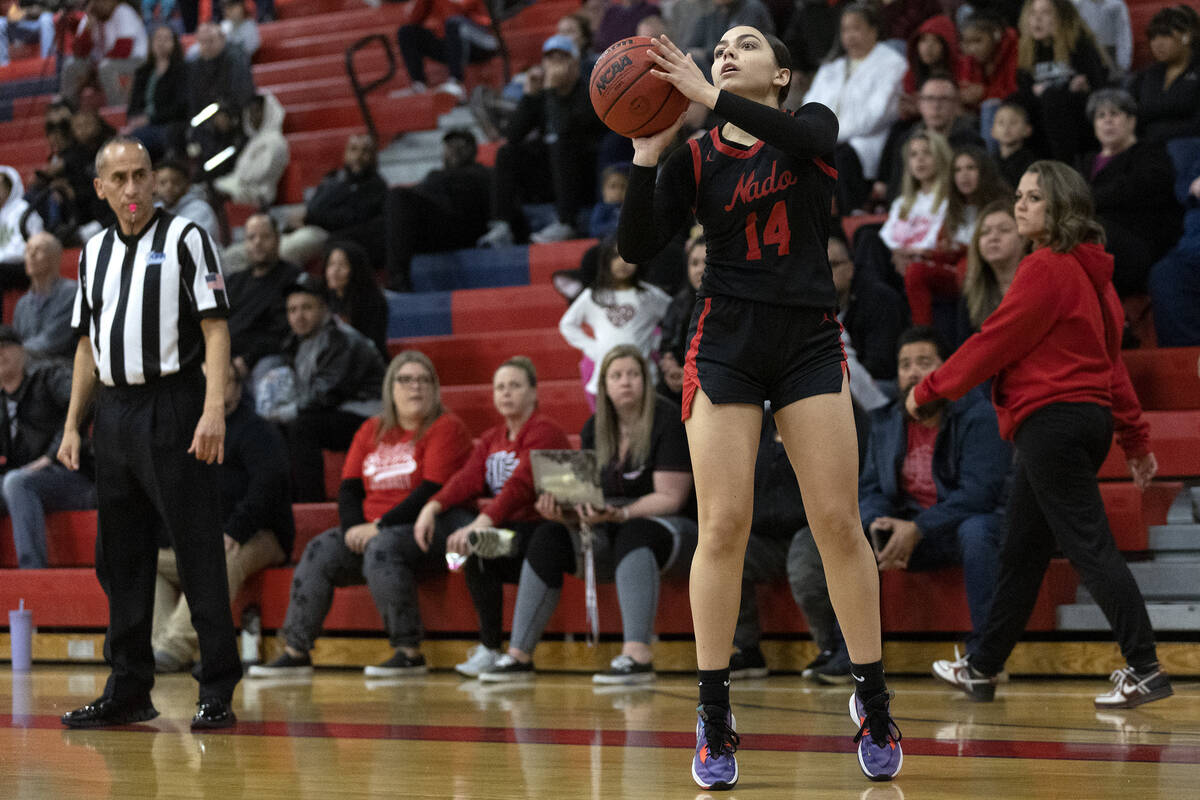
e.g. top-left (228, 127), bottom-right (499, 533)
top-left (743, 200), bottom-right (790, 260)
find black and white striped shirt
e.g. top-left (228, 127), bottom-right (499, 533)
top-left (71, 210), bottom-right (231, 387)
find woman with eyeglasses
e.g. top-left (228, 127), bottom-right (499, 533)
top-left (248, 351), bottom-right (473, 679)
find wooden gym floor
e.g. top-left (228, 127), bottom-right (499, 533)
top-left (2, 665), bottom-right (1199, 799)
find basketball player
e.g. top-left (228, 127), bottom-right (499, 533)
top-left (616, 29), bottom-right (902, 787)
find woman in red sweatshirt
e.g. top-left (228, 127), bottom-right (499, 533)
top-left (907, 160), bottom-right (1172, 710)
top-left (413, 355), bottom-right (570, 677)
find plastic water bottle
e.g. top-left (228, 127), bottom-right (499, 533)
top-left (240, 606), bottom-right (262, 665)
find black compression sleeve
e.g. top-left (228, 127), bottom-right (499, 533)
top-left (713, 92), bottom-right (839, 160)
top-left (378, 480), bottom-right (443, 528)
top-left (617, 147), bottom-right (695, 265)
top-left (337, 478), bottom-right (368, 531)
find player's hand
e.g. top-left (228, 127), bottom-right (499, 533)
top-left (1127, 452), bottom-right (1157, 490)
top-left (188, 408), bottom-right (225, 464)
top-left (57, 428), bottom-right (82, 471)
top-left (344, 522), bottom-right (380, 554)
top-left (647, 35), bottom-right (718, 109)
top-left (904, 387), bottom-right (921, 420)
top-left (630, 110), bottom-right (687, 165)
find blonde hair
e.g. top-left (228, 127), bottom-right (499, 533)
top-left (593, 345), bottom-right (656, 470)
top-left (1017, 0), bottom-right (1111, 72)
top-left (898, 130), bottom-right (954, 220)
top-left (963, 199), bottom-right (1026, 328)
top-left (1022, 160), bottom-right (1106, 253)
top-left (378, 351), bottom-right (445, 441)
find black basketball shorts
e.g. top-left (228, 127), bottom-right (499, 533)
top-left (680, 295), bottom-right (846, 421)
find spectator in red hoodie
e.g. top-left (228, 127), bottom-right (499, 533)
top-left (959, 11), bottom-right (1020, 145)
top-left (900, 15), bottom-right (971, 118)
top-left (60, 0), bottom-right (148, 106)
top-left (909, 160), bottom-right (1172, 711)
top-left (412, 356), bottom-right (571, 678)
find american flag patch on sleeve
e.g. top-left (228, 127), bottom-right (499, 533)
top-left (205, 272), bottom-right (225, 291)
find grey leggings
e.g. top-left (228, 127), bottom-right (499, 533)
top-left (509, 516), bottom-right (697, 655)
top-left (281, 508), bottom-right (474, 652)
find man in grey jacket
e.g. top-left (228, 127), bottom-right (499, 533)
top-left (280, 274), bottom-right (384, 501)
top-left (155, 161), bottom-right (220, 242)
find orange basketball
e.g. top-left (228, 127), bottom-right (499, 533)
top-left (589, 36), bottom-right (689, 138)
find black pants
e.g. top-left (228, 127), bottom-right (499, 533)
top-left (93, 370), bottom-right (241, 703)
top-left (463, 519), bottom-right (541, 650)
top-left (492, 138), bottom-right (595, 240)
top-left (396, 18), bottom-right (497, 84)
top-left (286, 408), bottom-right (367, 502)
top-left (970, 402), bottom-right (1158, 676)
top-left (384, 186), bottom-right (488, 291)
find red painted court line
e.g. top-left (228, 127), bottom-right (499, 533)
top-left (7, 715), bottom-right (1200, 764)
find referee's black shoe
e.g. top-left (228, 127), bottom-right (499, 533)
top-left (61, 696), bottom-right (159, 728)
top-left (191, 698), bottom-right (237, 730)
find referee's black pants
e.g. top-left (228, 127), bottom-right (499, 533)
top-left (970, 403), bottom-right (1158, 676)
top-left (93, 371), bottom-right (242, 704)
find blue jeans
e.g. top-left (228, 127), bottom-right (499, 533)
top-left (908, 512), bottom-right (1005, 653)
top-left (0, 12), bottom-right (55, 63)
top-left (4, 462), bottom-right (98, 569)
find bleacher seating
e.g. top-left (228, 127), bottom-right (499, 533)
top-left (1, 0), bottom-right (1198, 669)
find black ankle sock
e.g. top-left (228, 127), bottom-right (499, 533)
top-left (698, 668), bottom-right (731, 708)
top-left (850, 659), bottom-right (887, 703)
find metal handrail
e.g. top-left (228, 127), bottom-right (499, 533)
top-left (345, 33), bottom-right (397, 143)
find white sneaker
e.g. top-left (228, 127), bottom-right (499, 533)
top-left (931, 646), bottom-right (997, 701)
top-left (433, 79), bottom-right (465, 101)
top-left (1094, 665), bottom-right (1173, 709)
top-left (396, 81), bottom-right (427, 97)
top-left (455, 644), bottom-right (501, 677)
top-left (529, 220), bottom-right (576, 243)
top-left (476, 220), bottom-right (514, 248)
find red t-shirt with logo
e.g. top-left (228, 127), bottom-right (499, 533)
top-left (342, 413), bottom-right (473, 522)
top-left (900, 421), bottom-right (939, 510)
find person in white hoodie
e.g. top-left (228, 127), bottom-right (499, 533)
top-left (213, 92), bottom-right (288, 208)
top-left (0, 166), bottom-right (44, 290)
top-left (803, 2), bottom-right (907, 215)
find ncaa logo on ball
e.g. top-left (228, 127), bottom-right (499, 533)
top-left (594, 54), bottom-right (634, 94)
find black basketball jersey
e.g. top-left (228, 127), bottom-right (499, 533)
top-left (619, 93), bottom-right (840, 309)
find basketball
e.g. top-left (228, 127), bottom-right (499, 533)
top-left (589, 36), bottom-right (689, 138)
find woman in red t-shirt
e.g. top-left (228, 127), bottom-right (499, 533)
top-left (248, 351), bottom-right (472, 679)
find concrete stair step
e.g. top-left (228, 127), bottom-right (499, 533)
top-left (1166, 484), bottom-right (1199, 524)
top-left (1058, 601), bottom-right (1200, 631)
top-left (1075, 559), bottom-right (1200, 602)
top-left (1148, 524), bottom-right (1200, 557)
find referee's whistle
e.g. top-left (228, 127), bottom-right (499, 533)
top-left (128, 203), bottom-right (138, 215)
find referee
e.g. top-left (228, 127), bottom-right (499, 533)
top-left (58, 137), bottom-right (242, 730)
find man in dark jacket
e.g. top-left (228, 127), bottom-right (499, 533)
top-left (0, 326), bottom-right (97, 568)
top-left (281, 274), bottom-right (384, 501)
top-left (383, 128), bottom-right (491, 291)
top-left (153, 365), bottom-right (294, 672)
top-left (267, 134), bottom-right (388, 271)
top-left (477, 34), bottom-right (607, 247)
top-left (791, 327), bottom-right (1012, 656)
top-left (832, 233), bottom-right (908, 385)
top-left (226, 214), bottom-right (301, 377)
